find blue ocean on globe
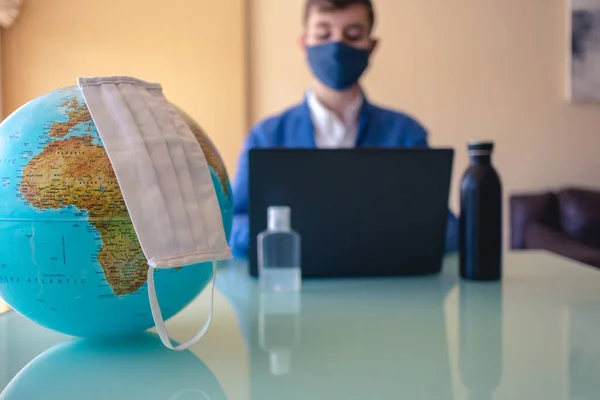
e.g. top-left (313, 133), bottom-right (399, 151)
top-left (0, 85), bottom-right (233, 338)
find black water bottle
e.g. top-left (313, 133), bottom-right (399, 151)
top-left (459, 141), bottom-right (502, 281)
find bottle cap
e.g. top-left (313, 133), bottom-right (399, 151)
top-left (467, 141), bottom-right (494, 155)
top-left (270, 350), bottom-right (292, 376)
top-left (268, 206), bottom-right (291, 231)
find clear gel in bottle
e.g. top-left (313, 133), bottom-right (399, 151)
top-left (258, 206), bottom-right (301, 292)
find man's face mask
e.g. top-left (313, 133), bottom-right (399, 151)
top-left (307, 41), bottom-right (371, 91)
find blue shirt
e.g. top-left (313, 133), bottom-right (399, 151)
top-left (230, 95), bottom-right (459, 257)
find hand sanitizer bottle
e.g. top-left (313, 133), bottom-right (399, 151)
top-left (258, 206), bottom-right (301, 292)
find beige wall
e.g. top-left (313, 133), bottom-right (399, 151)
top-left (1, 0), bottom-right (248, 178)
top-left (249, 0), bottom-right (600, 242)
top-left (3, 0), bottom-right (600, 240)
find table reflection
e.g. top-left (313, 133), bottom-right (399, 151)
top-left (567, 304), bottom-right (600, 399)
top-left (258, 291), bottom-right (301, 376)
top-left (0, 332), bottom-right (227, 400)
top-left (458, 280), bottom-right (503, 400)
top-left (218, 263), bottom-right (457, 399)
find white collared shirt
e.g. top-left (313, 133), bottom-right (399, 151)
top-left (306, 90), bottom-right (363, 148)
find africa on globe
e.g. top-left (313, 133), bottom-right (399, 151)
top-left (0, 85), bottom-right (233, 338)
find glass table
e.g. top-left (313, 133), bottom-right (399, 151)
top-left (1, 250), bottom-right (599, 399)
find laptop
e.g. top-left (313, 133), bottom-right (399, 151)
top-left (248, 148), bottom-right (454, 278)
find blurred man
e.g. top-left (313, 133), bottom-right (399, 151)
top-left (230, 0), bottom-right (458, 257)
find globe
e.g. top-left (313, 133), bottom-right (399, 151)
top-left (0, 85), bottom-right (233, 338)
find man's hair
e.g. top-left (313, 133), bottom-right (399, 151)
top-left (304, 0), bottom-right (375, 31)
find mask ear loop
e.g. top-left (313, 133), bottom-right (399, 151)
top-left (147, 261), bottom-right (217, 351)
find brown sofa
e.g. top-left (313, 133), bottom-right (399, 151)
top-left (510, 188), bottom-right (600, 268)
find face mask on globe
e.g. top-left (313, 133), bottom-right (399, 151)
top-left (307, 41), bottom-right (371, 90)
top-left (77, 76), bottom-right (232, 351)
